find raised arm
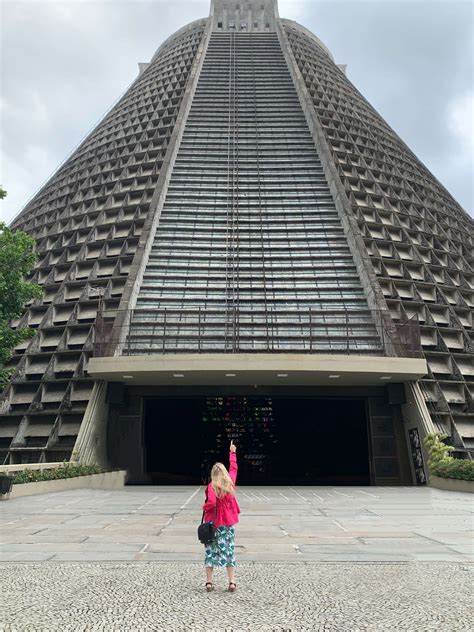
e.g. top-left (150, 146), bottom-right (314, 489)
top-left (229, 440), bottom-right (238, 485)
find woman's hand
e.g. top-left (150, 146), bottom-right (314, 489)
top-left (230, 440), bottom-right (236, 453)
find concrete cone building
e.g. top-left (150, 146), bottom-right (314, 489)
top-left (2, 0), bottom-right (472, 485)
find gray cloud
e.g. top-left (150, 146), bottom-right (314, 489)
top-left (1, 0), bottom-right (472, 222)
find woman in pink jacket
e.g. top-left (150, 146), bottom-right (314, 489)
top-left (202, 440), bottom-right (241, 593)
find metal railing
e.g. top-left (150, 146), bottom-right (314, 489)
top-left (93, 308), bottom-right (422, 358)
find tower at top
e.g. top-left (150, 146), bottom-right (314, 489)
top-left (210, 0), bottom-right (279, 32)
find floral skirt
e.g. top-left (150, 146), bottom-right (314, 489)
top-left (204, 526), bottom-right (236, 568)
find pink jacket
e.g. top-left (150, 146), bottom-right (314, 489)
top-left (202, 452), bottom-right (241, 527)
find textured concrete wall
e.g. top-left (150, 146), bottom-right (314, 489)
top-left (73, 381), bottom-right (109, 467)
top-left (275, 20), bottom-right (398, 356)
top-left (429, 476), bottom-right (473, 494)
top-left (211, 0), bottom-right (278, 31)
top-left (281, 20), bottom-right (474, 452)
top-left (114, 19), bottom-right (214, 336)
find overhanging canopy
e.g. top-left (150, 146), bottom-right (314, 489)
top-left (87, 354), bottom-right (427, 386)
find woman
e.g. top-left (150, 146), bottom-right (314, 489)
top-left (202, 440), bottom-right (240, 593)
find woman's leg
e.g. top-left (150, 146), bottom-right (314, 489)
top-left (226, 526), bottom-right (236, 587)
top-left (204, 543), bottom-right (214, 587)
top-left (226, 565), bottom-right (236, 584)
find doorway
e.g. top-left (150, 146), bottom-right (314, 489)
top-left (144, 395), bottom-right (371, 485)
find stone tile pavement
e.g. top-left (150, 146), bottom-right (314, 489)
top-left (0, 486), bottom-right (472, 562)
top-left (0, 561), bottom-right (472, 631)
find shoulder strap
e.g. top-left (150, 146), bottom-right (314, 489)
top-left (201, 486), bottom-right (208, 525)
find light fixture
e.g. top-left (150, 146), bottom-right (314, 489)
top-left (122, 375), bottom-right (134, 379)
top-left (329, 375), bottom-right (340, 379)
top-left (380, 376), bottom-right (392, 380)
top-left (225, 373), bottom-right (237, 377)
top-left (277, 373), bottom-right (288, 378)
top-left (173, 373), bottom-right (185, 378)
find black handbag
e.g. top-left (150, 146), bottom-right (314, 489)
top-left (198, 488), bottom-right (217, 545)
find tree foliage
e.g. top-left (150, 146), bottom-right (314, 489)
top-left (0, 220), bottom-right (43, 387)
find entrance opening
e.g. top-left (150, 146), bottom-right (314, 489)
top-left (144, 396), bottom-right (371, 485)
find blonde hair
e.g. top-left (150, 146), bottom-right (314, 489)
top-left (211, 462), bottom-right (234, 498)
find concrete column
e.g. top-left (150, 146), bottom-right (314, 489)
top-left (73, 381), bottom-right (109, 467)
top-left (401, 382), bottom-right (436, 484)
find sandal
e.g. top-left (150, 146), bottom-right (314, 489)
top-left (229, 582), bottom-right (236, 593)
top-left (206, 582), bottom-right (213, 593)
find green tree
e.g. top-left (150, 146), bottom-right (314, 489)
top-left (0, 214), bottom-right (43, 387)
top-left (423, 433), bottom-right (454, 472)
top-left (423, 433), bottom-right (474, 481)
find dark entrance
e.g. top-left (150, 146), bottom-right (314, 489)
top-left (144, 396), bottom-right (371, 485)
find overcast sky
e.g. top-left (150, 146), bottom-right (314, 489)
top-left (1, 0), bottom-right (473, 223)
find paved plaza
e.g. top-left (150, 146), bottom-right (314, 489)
top-left (0, 486), bottom-right (473, 630)
top-left (1, 486), bottom-right (472, 562)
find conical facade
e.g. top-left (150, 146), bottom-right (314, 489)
top-left (1, 0), bottom-right (472, 482)
top-left (1, 17), bottom-right (208, 463)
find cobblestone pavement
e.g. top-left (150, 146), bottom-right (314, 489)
top-left (0, 561), bottom-right (472, 631)
top-left (1, 487), bottom-right (473, 562)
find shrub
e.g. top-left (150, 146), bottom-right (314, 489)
top-left (434, 459), bottom-right (474, 481)
top-left (11, 463), bottom-right (104, 485)
top-left (423, 433), bottom-right (474, 481)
